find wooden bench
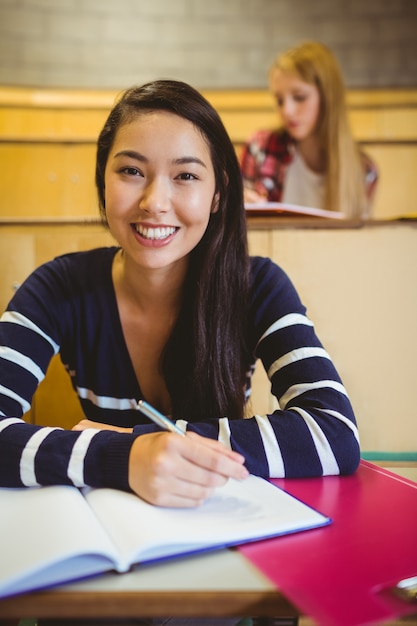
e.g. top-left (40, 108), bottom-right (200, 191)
top-left (0, 86), bottom-right (416, 220)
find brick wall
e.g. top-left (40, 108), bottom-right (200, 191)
top-left (0, 0), bottom-right (416, 89)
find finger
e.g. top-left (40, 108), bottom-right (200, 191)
top-left (140, 434), bottom-right (231, 488)
top-left (243, 186), bottom-right (267, 203)
top-left (142, 476), bottom-right (216, 508)
top-left (177, 435), bottom-right (249, 482)
top-left (169, 461), bottom-right (231, 490)
top-left (186, 431), bottom-right (246, 464)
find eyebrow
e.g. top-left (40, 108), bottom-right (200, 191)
top-left (114, 150), bottom-right (208, 169)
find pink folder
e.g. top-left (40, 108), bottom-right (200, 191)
top-left (239, 461), bottom-right (417, 626)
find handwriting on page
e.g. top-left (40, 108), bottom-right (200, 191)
top-left (173, 493), bottom-right (264, 520)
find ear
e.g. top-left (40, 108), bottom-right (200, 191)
top-left (211, 191), bottom-right (220, 214)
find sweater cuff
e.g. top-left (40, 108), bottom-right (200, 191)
top-left (84, 431), bottom-right (138, 492)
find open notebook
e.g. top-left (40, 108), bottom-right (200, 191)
top-left (0, 474), bottom-right (331, 598)
top-left (245, 201), bottom-right (345, 219)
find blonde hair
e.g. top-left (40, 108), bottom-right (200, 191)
top-left (270, 41), bottom-right (368, 218)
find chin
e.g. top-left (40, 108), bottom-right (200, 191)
top-left (287, 128), bottom-right (307, 142)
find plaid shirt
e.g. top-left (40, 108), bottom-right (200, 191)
top-left (240, 128), bottom-right (378, 202)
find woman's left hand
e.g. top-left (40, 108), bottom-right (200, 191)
top-left (72, 419), bottom-right (133, 433)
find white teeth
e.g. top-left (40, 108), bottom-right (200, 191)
top-left (135, 225), bottom-right (176, 240)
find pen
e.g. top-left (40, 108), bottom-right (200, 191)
top-left (137, 399), bottom-right (186, 436)
top-left (393, 576), bottom-right (417, 603)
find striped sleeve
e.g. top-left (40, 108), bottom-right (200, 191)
top-left (0, 416), bottom-right (136, 490)
top-left (243, 258), bottom-right (360, 477)
top-left (0, 310), bottom-right (60, 417)
top-left (147, 257), bottom-right (360, 479)
top-left (0, 259), bottom-right (137, 491)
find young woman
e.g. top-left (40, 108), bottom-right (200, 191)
top-left (0, 79), bottom-right (360, 509)
top-left (240, 41), bottom-right (378, 218)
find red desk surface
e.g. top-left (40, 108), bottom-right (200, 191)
top-left (239, 461), bottom-right (417, 626)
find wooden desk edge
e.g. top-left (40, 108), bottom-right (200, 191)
top-left (0, 589), bottom-right (298, 619)
top-left (1, 216), bottom-right (416, 230)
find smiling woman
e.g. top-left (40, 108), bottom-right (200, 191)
top-left (0, 80), bottom-right (360, 511)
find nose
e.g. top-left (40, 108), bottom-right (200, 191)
top-left (280, 97), bottom-right (294, 119)
top-left (139, 177), bottom-right (170, 214)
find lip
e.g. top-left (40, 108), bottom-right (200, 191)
top-left (131, 223), bottom-right (179, 248)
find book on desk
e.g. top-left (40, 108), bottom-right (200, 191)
top-left (0, 473), bottom-right (330, 599)
top-left (245, 201), bottom-right (345, 219)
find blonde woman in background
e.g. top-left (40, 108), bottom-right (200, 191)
top-left (240, 41), bottom-right (378, 218)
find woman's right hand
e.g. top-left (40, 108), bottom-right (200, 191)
top-left (243, 185), bottom-right (268, 204)
top-left (128, 431), bottom-right (248, 508)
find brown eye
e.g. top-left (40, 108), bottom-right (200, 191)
top-left (121, 167), bottom-right (141, 176)
top-left (176, 173), bottom-right (197, 181)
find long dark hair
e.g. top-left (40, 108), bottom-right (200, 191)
top-left (96, 80), bottom-right (250, 421)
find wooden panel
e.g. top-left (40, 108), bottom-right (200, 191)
top-left (362, 144), bottom-right (417, 218)
top-left (247, 229), bottom-right (273, 258)
top-left (0, 107), bottom-right (108, 141)
top-left (25, 355), bottom-right (84, 428)
top-left (0, 85), bottom-right (118, 107)
top-left (270, 224), bottom-right (417, 454)
top-left (219, 110), bottom-right (277, 143)
top-left (0, 143), bottom-right (98, 217)
top-left (349, 107), bottom-right (417, 142)
top-left (245, 229), bottom-right (277, 417)
top-left (2, 95), bottom-right (416, 144)
top-left (0, 223), bottom-right (114, 310)
top-left (345, 88), bottom-right (417, 107)
top-left (0, 588), bottom-right (294, 620)
top-left (227, 106), bottom-right (417, 144)
top-left (1, 84), bottom-right (416, 108)
top-left (0, 231), bottom-right (35, 312)
top-left (32, 224), bottom-right (115, 267)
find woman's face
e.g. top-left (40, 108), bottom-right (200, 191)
top-left (269, 67), bottom-right (321, 142)
top-left (104, 110), bottom-right (218, 274)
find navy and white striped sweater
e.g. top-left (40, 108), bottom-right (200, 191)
top-left (0, 247), bottom-right (360, 490)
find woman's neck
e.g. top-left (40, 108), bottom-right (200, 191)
top-left (112, 248), bottom-right (186, 314)
top-left (297, 134), bottom-right (326, 173)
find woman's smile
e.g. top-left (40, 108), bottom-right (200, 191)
top-left (131, 223), bottom-right (179, 246)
